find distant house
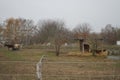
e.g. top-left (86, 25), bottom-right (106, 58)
top-left (117, 41), bottom-right (120, 45)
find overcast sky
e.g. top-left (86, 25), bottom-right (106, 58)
top-left (0, 0), bottom-right (120, 32)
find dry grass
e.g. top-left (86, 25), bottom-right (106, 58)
top-left (0, 47), bottom-right (120, 80)
top-left (67, 51), bottom-right (108, 56)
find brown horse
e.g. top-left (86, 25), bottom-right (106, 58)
top-left (4, 44), bottom-right (20, 50)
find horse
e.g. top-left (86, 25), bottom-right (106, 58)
top-left (91, 49), bottom-right (107, 54)
top-left (4, 43), bottom-right (20, 50)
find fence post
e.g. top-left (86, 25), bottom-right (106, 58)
top-left (36, 55), bottom-right (45, 80)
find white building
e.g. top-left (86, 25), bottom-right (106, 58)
top-left (116, 41), bottom-right (120, 45)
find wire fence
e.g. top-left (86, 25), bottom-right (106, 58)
top-left (37, 56), bottom-right (120, 80)
top-left (0, 61), bottom-right (37, 80)
top-left (0, 56), bottom-right (120, 80)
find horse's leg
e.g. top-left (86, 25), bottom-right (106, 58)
top-left (8, 47), bottom-right (9, 50)
top-left (11, 47), bottom-right (14, 51)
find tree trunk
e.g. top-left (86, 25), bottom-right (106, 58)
top-left (55, 45), bottom-right (60, 56)
top-left (79, 40), bottom-right (84, 53)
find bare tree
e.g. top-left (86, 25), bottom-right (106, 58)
top-left (101, 24), bottom-right (117, 45)
top-left (19, 18), bottom-right (35, 45)
top-left (54, 21), bottom-right (68, 56)
top-left (37, 20), bottom-right (70, 56)
top-left (116, 26), bottom-right (120, 41)
top-left (0, 23), bottom-right (4, 43)
top-left (4, 18), bottom-right (21, 44)
top-left (73, 23), bottom-right (91, 40)
top-left (3, 18), bottom-right (35, 45)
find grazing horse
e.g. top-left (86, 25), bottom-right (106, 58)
top-left (4, 44), bottom-right (20, 50)
top-left (91, 49), bottom-right (106, 54)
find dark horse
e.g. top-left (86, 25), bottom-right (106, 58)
top-left (4, 44), bottom-right (18, 50)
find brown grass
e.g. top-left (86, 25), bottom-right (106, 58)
top-left (0, 48), bottom-right (120, 80)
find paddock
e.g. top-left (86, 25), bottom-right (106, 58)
top-left (0, 48), bottom-right (120, 80)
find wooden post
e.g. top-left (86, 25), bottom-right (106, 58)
top-left (79, 39), bottom-right (84, 53)
top-left (101, 39), bottom-right (103, 53)
top-left (82, 42), bottom-right (84, 53)
top-left (75, 38), bottom-right (84, 53)
top-left (36, 55), bottom-right (45, 80)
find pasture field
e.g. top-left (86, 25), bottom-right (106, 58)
top-left (0, 47), bottom-right (120, 80)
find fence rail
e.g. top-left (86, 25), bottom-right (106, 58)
top-left (0, 61), bottom-right (37, 80)
top-left (36, 56), bottom-right (120, 80)
top-left (0, 56), bottom-right (119, 80)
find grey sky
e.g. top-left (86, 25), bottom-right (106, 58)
top-left (0, 0), bottom-right (120, 32)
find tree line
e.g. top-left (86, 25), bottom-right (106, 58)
top-left (0, 18), bottom-right (120, 56)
